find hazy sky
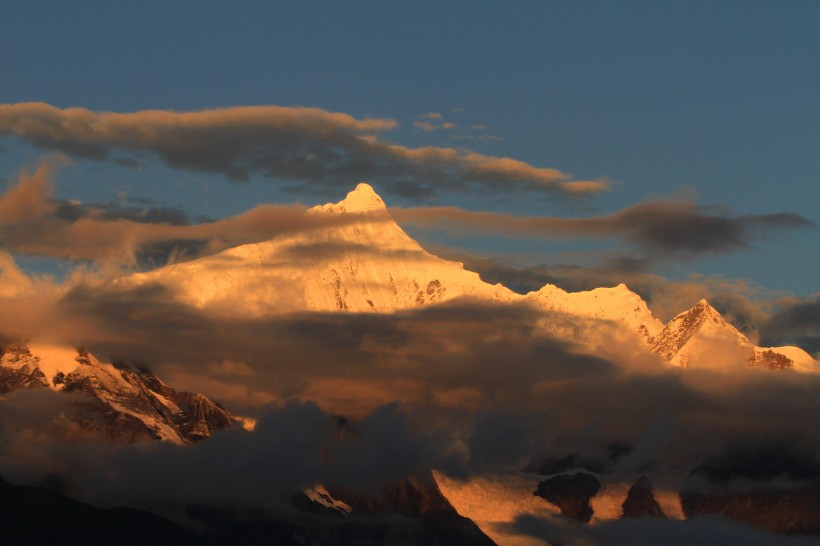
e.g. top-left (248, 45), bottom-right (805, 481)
top-left (1, 1), bottom-right (818, 297)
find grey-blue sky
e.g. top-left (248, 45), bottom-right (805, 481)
top-left (0, 0), bottom-right (818, 295)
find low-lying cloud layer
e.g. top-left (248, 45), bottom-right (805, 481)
top-left (0, 102), bottom-right (607, 197)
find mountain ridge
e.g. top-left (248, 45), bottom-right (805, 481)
top-left (0, 342), bottom-right (233, 443)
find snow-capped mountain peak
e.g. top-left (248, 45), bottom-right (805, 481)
top-left (647, 298), bottom-right (819, 372)
top-left (650, 298), bottom-right (751, 367)
top-left (125, 183), bottom-right (514, 315)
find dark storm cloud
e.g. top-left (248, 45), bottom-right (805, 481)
top-left (395, 200), bottom-right (812, 258)
top-left (0, 102), bottom-right (607, 197)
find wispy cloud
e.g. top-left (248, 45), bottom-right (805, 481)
top-left (0, 102), bottom-right (606, 197)
top-left (412, 111), bottom-right (504, 142)
top-left (412, 120), bottom-right (457, 132)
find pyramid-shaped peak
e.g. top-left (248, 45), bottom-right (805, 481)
top-left (666, 298), bottom-right (725, 331)
top-left (690, 299), bottom-right (724, 318)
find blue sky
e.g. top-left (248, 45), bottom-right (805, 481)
top-left (1, 0), bottom-right (818, 298)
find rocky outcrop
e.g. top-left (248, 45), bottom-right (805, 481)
top-left (533, 472), bottom-right (601, 523)
top-left (621, 476), bottom-right (665, 518)
top-left (747, 349), bottom-right (793, 370)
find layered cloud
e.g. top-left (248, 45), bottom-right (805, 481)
top-left (0, 102), bottom-right (606, 197)
top-left (395, 202), bottom-right (812, 259)
top-left (0, 160), bottom-right (396, 267)
top-left (0, 161), bottom-right (809, 273)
